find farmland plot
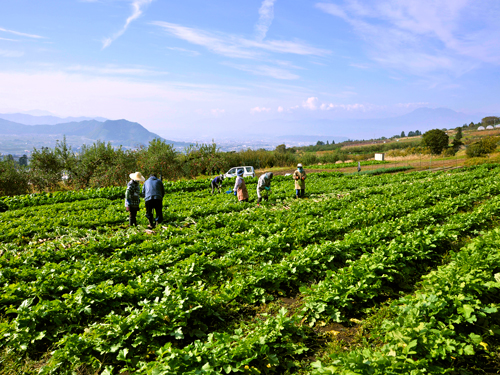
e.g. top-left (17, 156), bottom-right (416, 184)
top-left (1, 166), bottom-right (499, 374)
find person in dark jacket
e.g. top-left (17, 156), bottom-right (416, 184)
top-left (125, 172), bottom-right (145, 226)
top-left (211, 175), bottom-right (224, 194)
top-left (142, 174), bottom-right (165, 228)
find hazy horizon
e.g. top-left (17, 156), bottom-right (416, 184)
top-left (1, 0), bottom-right (499, 140)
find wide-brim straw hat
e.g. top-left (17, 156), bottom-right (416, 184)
top-left (297, 163), bottom-right (303, 168)
top-left (129, 172), bottom-right (145, 182)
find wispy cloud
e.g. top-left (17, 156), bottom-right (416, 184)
top-left (102, 0), bottom-right (153, 49)
top-left (350, 63), bottom-right (369, 69)
top-left (225, 62), bottom-right (300, 80)
top-left (151, 21), bottom-right (329, 59)
top-left (0, 27), bottom-right (44, 39)
top-left (316, 0), bottom-right (500, 76)
top-left (0, 49), bottom-right (24, 57)
top-left (0, 37), bottom-right (20, 42)
top-left (66, 64), bottom-right (168, 76)
top-left (255, 0), bottom-right (277, 41)
top-left (166, 46), bottom-right (200, 56)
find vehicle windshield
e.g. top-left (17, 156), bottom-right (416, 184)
top-left (228, 168), bottom-right (235, 174)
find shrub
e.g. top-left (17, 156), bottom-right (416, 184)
top-left (442, 147), bottom-right (457, 157)
top-left (466, 136), bottom-right (499, 158)
top-left (0, 161), bottom-right (30, 196)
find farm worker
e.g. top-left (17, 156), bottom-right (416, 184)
top-left (125, 172), bottom-right (145, 226)
top-left (293, 163), bottom-right (307, 198)
top-left (257, 172), bottom-right (273, 204)
top-left (211, 175), bottom-right (224, 194)
top-left (233, 168), bottom-right (249, 203)
top-left (142, 173), bottom-right (165, 228)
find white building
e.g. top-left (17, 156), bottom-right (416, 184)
top-left (477, 126), bottom-right (485, 131)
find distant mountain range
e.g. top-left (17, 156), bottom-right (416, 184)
top-left (0, 112), bottom-right (108, 126)
top-left (0, 107), bottom-right (491, 155)
top-left (257, 107), bottom-right (485, 139)
top-left (0, 117), bottom-right (190, 151)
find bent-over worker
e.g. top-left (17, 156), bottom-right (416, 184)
top-left (125, 172), bottom-right (145, 226)
top-left (211, 175), bottom-right (224, 194)
top-left (233, 169), bottom-right (249, 203)
top-left (142, 173), bottom-right (165, 228)
top-left (293, 163), bottom-right (306, 198)
top-left (257, 172), bottom-right (273, 204)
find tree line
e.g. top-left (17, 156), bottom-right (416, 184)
top-left (0, 137), bottom-right (348, 196)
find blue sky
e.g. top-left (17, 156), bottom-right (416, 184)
top-left (1, 0), bottom-right (499, 139)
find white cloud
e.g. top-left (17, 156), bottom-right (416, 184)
top-left (102, 0), bottom-right (153, 49)
top-left (255, 0), bottom-right (277, 41)
top-left (316, 0), bottom-right (500, 76)
top-left (0, 49), bottom-right (24, 57)
top-left (211, 108), bottom-right (225, 116)
top-left (302, 97), bottom-right (319, 110)
top-left (320, 103), bottom-right (367, 111)
top-left (225, 63), bottom-right (299, 80)
top-left (0, 27), bottom-right (45, 39)
top-left (152, 21), bottom-right (330, 59)
top-left (251, 106), bottom-right (271, 113)
top-left (277, 106), bottom-right (284, 112)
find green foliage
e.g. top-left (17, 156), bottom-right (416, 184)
top-left (136, 138), bottom-right (179, 180)
top-left (466, 136), bottom-right (499, 158)
top-left (0, 160), bottom-right (29, 197)
top-left (481, 116), bottom-right (500, 126)
top-left (29, 146), bottom-right (65, 191)
top-left (2, 165), bottom-right (500, 373)
top-left (422, 129), bottom-right (449, 155)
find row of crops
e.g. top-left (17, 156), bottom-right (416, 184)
top-left (1, 166), bottom-right (499, 374)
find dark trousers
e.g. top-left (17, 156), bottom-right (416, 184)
top-left (295, 189), bottom-right (305, 197)
top-left (145, 199), bottom-right (163, 226)
top-left (211, 181), bottom-right (221, 194)
top-left (128, 207), bottom-right (139, 226)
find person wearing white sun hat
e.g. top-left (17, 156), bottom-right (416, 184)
top-left (125, 172), bottom-right (145, 226)
top-left (293, 163), bottom-right (306, 198)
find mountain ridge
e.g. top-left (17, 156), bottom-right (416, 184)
top-left (0, 113), bottom-right (108, 126)
top-left (0, 118), bottom-right (189, 148)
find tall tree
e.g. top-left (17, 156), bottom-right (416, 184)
top-left (401, 131), bottom-right (406, 137)
top-left (482, 116), bottom-right (500, 126)
top-left (422, 129), bottom-right (449, 155)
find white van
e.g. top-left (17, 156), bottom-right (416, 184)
top-left (224, 166), bottom-right (255, 178)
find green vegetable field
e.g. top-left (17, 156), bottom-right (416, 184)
top-left (1, 166), bottom-right (500, 374)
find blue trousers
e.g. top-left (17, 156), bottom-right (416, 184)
top-left (296, 189), bottom-right (304, 197)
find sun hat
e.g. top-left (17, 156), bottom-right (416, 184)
top-left (237, 169), bottom-right (244, 176)
top-left (297, 163), bottom-right (303, 168)
top-left (129, 172), bottom-right (145, 182)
